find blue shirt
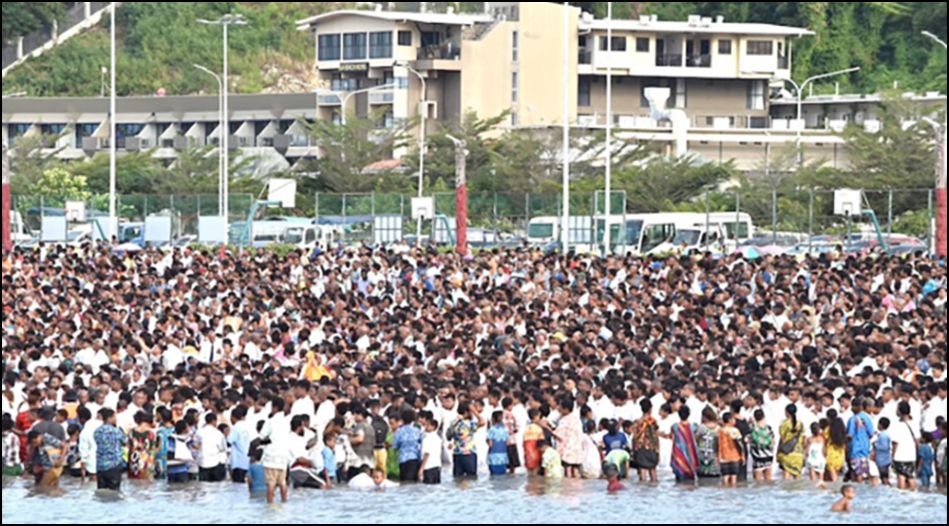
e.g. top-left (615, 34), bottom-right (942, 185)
top-left (248, 463), bottom-right (267, 493)
top-left (487, 425), bottom-right (510, 467)
top-left (875, 431), bottom-right (892, 467)
top-left (603, 432), bottom-right (629, 453)
top-left (228, 424), bottom-right (251, 471)
top-left (321, 448), bottom-right (337, 479)
top-left (847, 412), bottom-right (874, 459)
top-left (93, 424), bottom-right (126, 472)
top-left (392, 424), bottom-right (423, 464)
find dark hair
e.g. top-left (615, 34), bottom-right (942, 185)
top-left (232, 405), bottom-right (248, 421)
top-left (678, 406), bottom-right (691, 422)
top-left (99, 408), bottom-right (116, 421)
top-left (879, 417), bottom-right (891, 431)
top-left (786, 404), bottom-right (798, 431)
top-left (829, 417), bottom-right (847, 447)
top-left (897, 401), bottom-right (911, 419)
top-left (205, 412), bottom-right (217, 425)
top-left (174, 420), bottom-right (189, 434)
top-left (754, 409), bottom-right (765, 423)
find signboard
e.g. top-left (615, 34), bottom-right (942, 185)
top-left (268, 178), bottom-right (297, 209)
top-left (65, 201), bottom-right (87, 222)
top-left (144, 216), bottom-right (173, 244)
top-left (411, 197), bottom-right (434, 221)
top-left (199, 216), bottom-right (228, 245)
top-left (340, 63), bottom-right (369, 72)
top-left (41, 217), bottom-right (68, 242)
top-left (834, 189), bottom-right (863, 216)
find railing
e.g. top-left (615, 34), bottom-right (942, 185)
top-left (686, 54), bottom-right (712, 68)
top-left (417, 45), bottom-right (461, 61)
top-left (656, 54), bottom-right (683, 67)
top-left (3, 2), bottom-right (118, 75)
top-left (369, 91), bottom-right (395, 105)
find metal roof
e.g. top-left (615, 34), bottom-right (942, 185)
top-left (297, 10), bottom-right (492, 31)
top-left (584, 19), bottom-right (813, 37)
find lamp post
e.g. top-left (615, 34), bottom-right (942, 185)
top-left (194, 64), bottom-right (224, 215)
top-left (108, 2), bottom-right (117, 241)
top-left (198, 13), bottom-right (248, 228)
top-left (340, 84), bottom-right (397, 125)
top-left (603, 1), bottom-right (613, 257)
top-left (561, 2), bottom-right (571, 254)
top-left (785, 67), bottom-right (860, 165)
top-left (922, 31), bottom-right (947, 258)
top-left (398, 63), bottom-right (428, 244)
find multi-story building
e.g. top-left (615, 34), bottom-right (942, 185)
top-left (3, 3), bottom-right (946, 173)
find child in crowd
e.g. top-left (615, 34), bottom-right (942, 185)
top-left (322, 434), bottom-right (338, 489)
top-left (2, 415), bottom-right (24, 476)
top-left (247, 448), bottom-right (267, 497)
top-left (831, 485), bottom-right (856, 513)
top-left (419, 414), bottom-right (442, 485)
top-left (538, 440), bottom-right (564, 479)
top-left (873, 418), bottom-right (893, 487)
top-left (523, 409), bottom-right (545, 475)
top-left (718, 413), bottom-right (745, 489)
top-left (604, 463), bottom-right (625, 493)
top-left (806, 423), bottom-right (827, 489)
top-left (486, 411), bottom-right (510, 476)
top-left (918, 432), bottom-right (934, 489)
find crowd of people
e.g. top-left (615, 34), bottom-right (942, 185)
top-left (1, 243), bottom-right (947, 505)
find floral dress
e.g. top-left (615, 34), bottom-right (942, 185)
top-left (633, 416), bottom-right (660, 469)
top-left (555, 413), bottom-right (584, 466)
top-left (128, 428), bottom-right (158, 480)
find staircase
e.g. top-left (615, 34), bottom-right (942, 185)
top-left (2, 2), bottom-right (119, 79)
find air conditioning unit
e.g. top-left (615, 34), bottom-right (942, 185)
top-left (173, 136), bottom-right (190, 150)
top-left (81, 137), bottom-right (101, 154)
top-left (124, 137), bottom-right (143, 151)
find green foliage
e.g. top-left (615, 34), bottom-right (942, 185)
top-left (2, 2), bottom-right (68, 43)
top-left (297, 110), bottom-right (415, 193)
top-left (35, 167), bottom-right (90, 201)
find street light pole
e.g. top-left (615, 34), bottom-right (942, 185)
top-left (198, 13), bottom-right (247, 228)
top-left (602, 2), bottom-right (613, 257)
top-left (108, 2), bottom-right (117, 242)
top-left (786, 67), bottom-right (861, 166)
top-left (922, 31), bottom-right (947, 258)
top-left (340, 84), bottom-right (397, 125)
top-left (194, 65), bottom-right (224, 215)
top-left (561, 2), bottom-right (571, 254)
top-left (399, 64), bottom-right (428, 244)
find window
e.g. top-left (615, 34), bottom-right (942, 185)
top-left (718, 39), bottom-right (732, 55)
top-left (747, 40), bottom-right (773, 56)
top-left (398, 31), bottom-right (412, 46)
top-left (512, 31), bottom-right (519, 62)
top-left (318, 34), bottom-right (341, 61)
top-left (343, 33), bottom-right (367, 60)
top-left (511, 112), bottom-right (518, 126)
top-left (636, 37), bottom-right (650, 53)
top-left (369, 32), bottom-right (392, 59)
top-left (747, 80), bottom-right (766, 110)
top-left (578, 76), bottom-right (591, 107)
top-left (642, 224), bottom-right (675, 253)
top-left (599, 36), bottom-right (627, 52)
top-left (511, 72), bottom-right (519, 104)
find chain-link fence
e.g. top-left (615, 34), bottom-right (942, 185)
top-left (312, 189), bottom-right (935, 251)
top-left (10, 194), bottom-right (254, 243)
top-left (10, 189), bottom-right (936, 252)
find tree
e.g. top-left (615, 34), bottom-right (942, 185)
top-left (298, 110), bottom-right (414, 193)
top-left (2, 2), bottom-right (67, 43)
top-left (35, 167), bottom-right (90, 202)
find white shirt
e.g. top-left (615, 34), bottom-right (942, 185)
top-left (78, 419), bottom-right (103, 474)
top-left (890, 420), bottom-right (918, 464)
top-left (260, 413), bottom-right (291, 470)
top-left (348, 473), bottom-right (398, 491)
top-left (421, 432), bottom-right (443, 470)
top-left (197, 425), bottom-right (228, 469)
top-left (291, 397), bottom-right (315, 420)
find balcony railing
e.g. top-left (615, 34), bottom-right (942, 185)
top-left (686, 54), bottom-right (711, 68)
top-left (656, 54), bottom-right (683, 67)
top-left (369, 92), bottom-right (394, 105)
top-left (318, 94), bottom-right (342, 106)
top-left (417, 45), bottom-right (460, 61)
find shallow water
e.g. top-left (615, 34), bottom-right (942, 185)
top-left (1, 475), bottom-right (946, 524)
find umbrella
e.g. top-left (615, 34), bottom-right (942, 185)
top-left (113, 243), bottom-right (142, 253)
top-left (736, 246), bottom-right (761, 260)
